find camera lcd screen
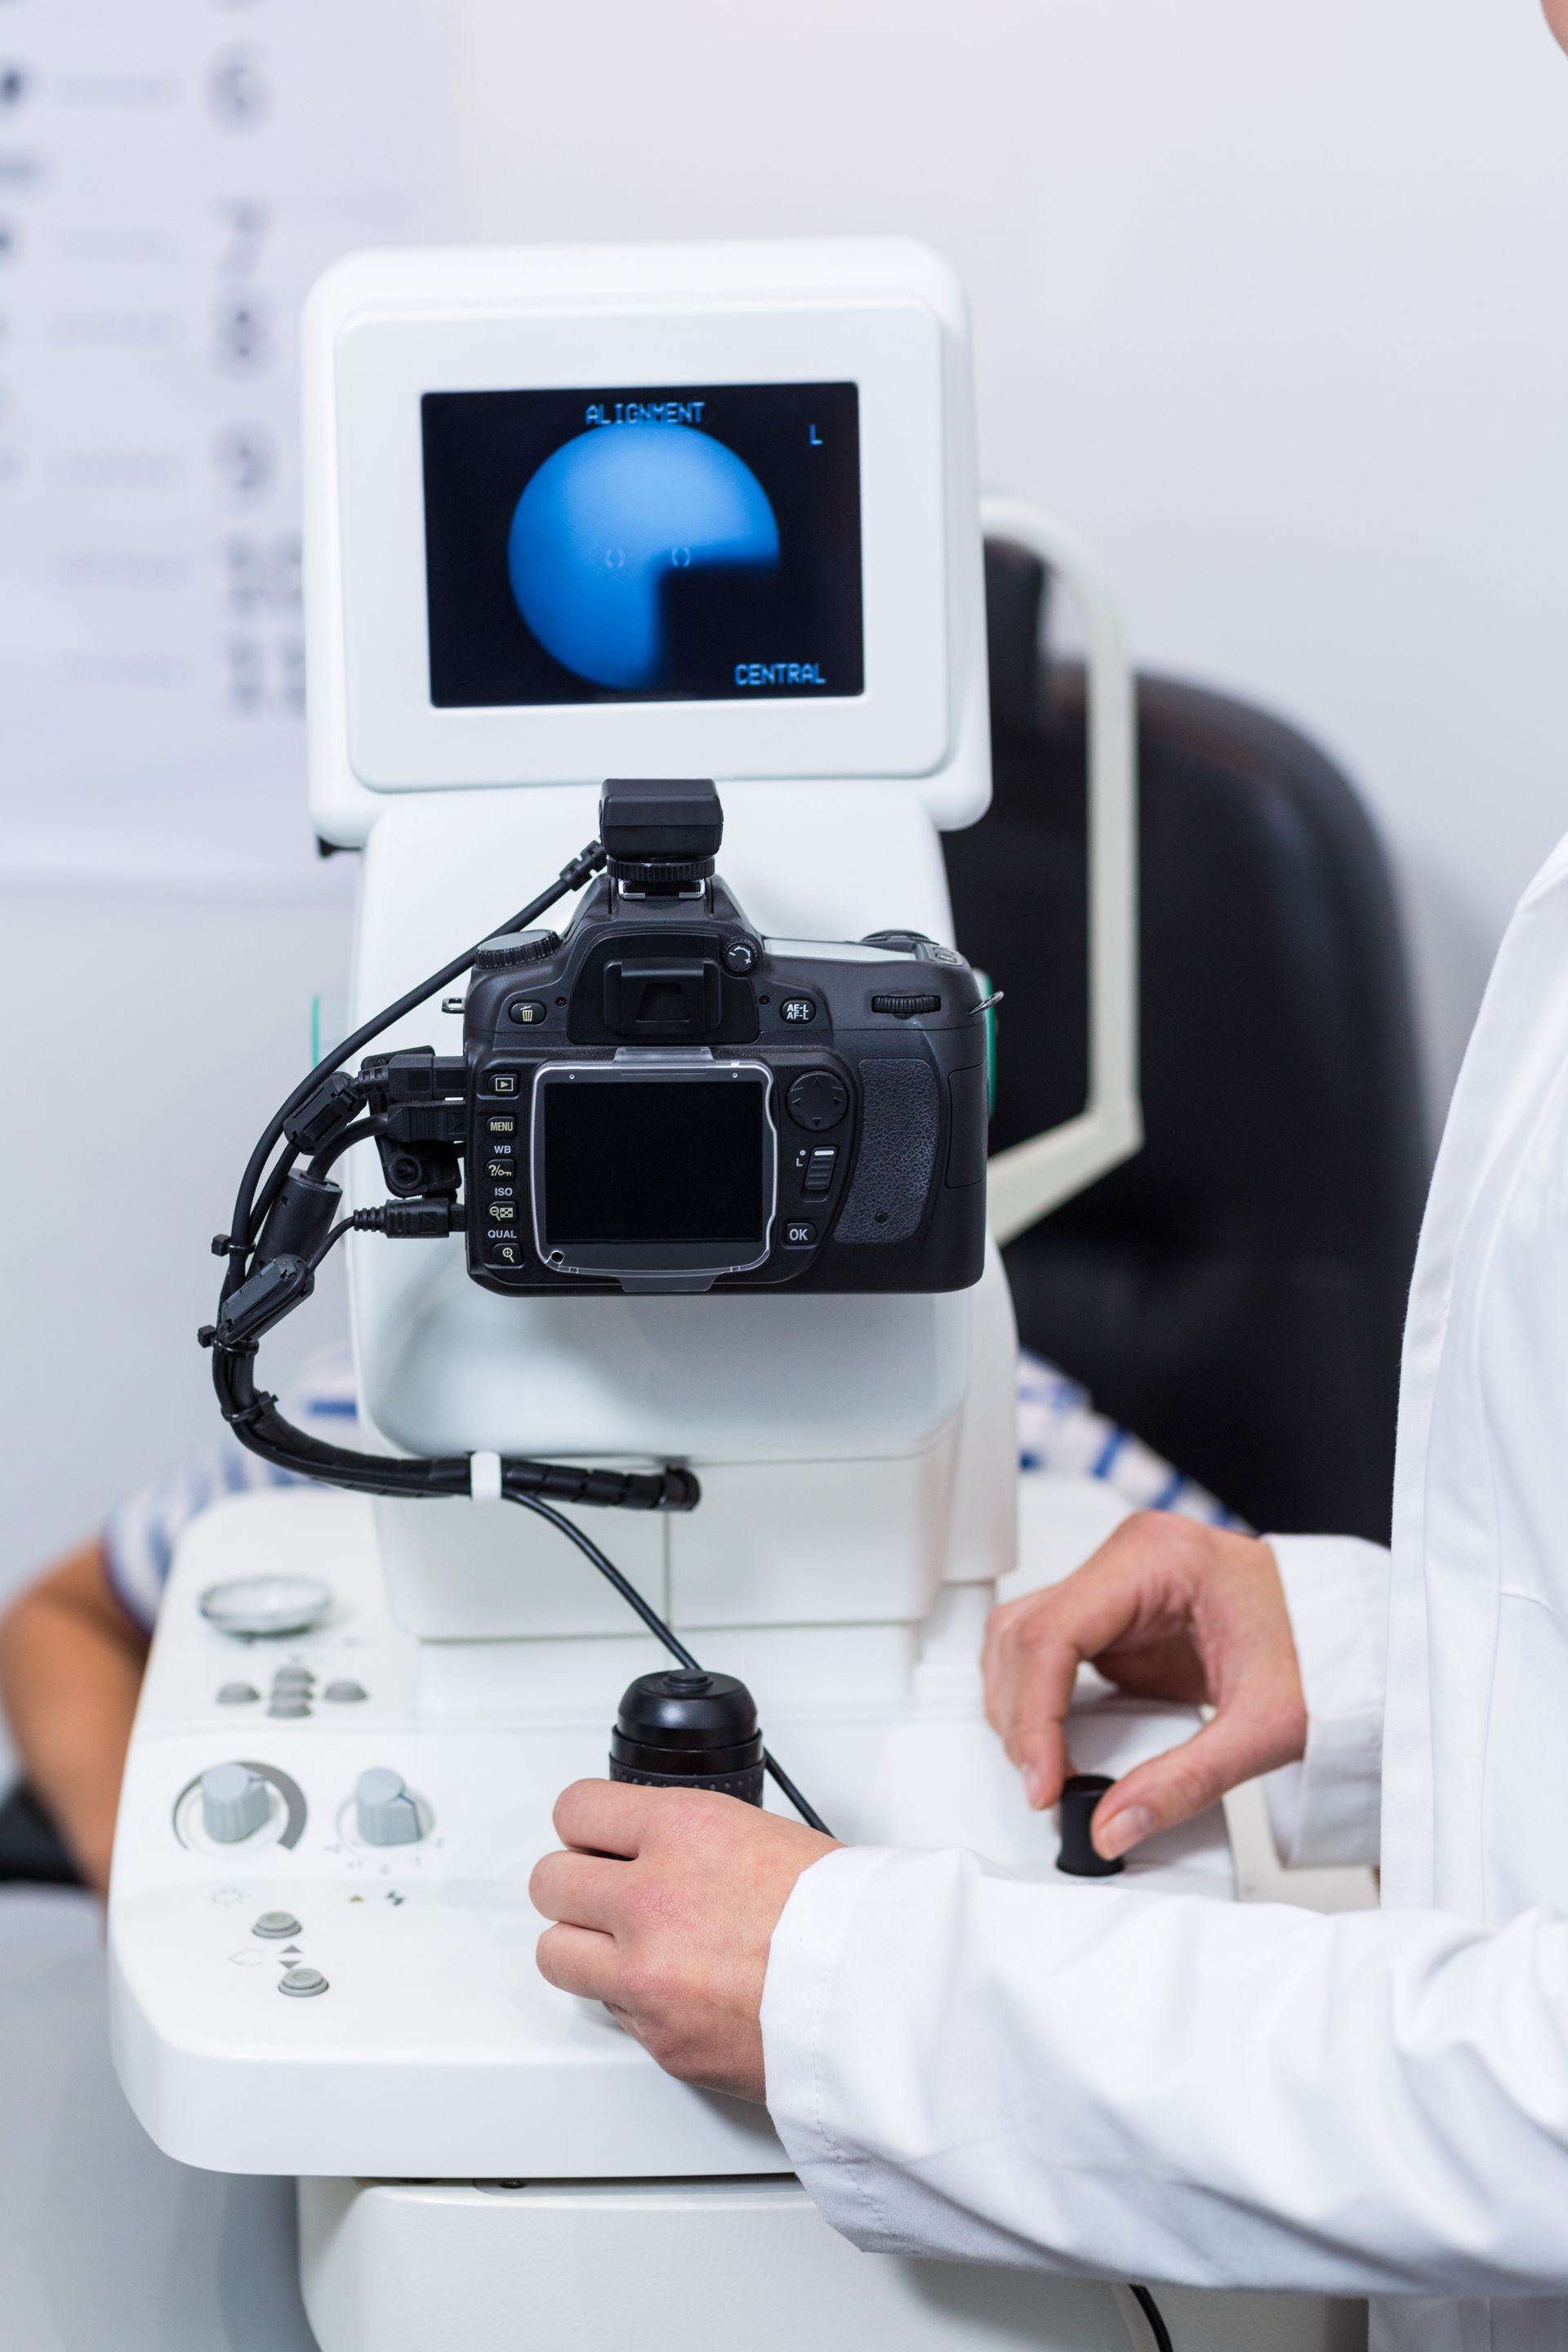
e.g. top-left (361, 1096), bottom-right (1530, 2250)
top-left (421, 382), bottom-right (862, 707)
top-left (541, 1079), bottom-right (768, 1246)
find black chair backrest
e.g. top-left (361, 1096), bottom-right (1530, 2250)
top-left (943, 542), bottom-right (1428, 1541)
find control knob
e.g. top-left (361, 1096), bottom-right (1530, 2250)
top-left (201, 1762), bottom-right (272, 1843)
top-left (355, 1766), bottom-right (421, 1846)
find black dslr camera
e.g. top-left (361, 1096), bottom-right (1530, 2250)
top-left (460, 777), bottom-right (987, 1296)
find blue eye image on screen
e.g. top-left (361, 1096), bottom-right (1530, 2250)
top-left (506, 423), bottom-right (781, 691)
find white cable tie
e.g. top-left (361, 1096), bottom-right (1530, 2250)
top-left (469, 1450), bottom-right (503, 1504)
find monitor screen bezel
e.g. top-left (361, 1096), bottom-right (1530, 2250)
top-left (332, 297), bottom-right (949, 790)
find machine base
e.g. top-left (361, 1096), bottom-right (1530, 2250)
top-left (298, 2176), bottom-right (1367, 2352)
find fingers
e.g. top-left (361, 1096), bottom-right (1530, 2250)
top-left (986, 1559), bottom-right (1165, 1806)
top-left (536, 1922), bottom-right (621, 2004)
top-left (1090, 1692), bottom-right (1290, 1859)
top-left (529, 1846), bottom-right (628, 1933)
top-left (552, 1776), bottom-right (663, 1857)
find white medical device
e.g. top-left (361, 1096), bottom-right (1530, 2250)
top-left (105, 240), bottom-right (1337, 2352)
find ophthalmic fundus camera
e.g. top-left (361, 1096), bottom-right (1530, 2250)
top-left (101, 239), bottom-right (1315, 2352)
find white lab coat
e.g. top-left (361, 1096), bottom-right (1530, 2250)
top-left (761, 826), bottom-right (1568, 2350)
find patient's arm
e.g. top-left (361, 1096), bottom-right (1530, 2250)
top-left (0, 1540), bottom-right (149, 1895)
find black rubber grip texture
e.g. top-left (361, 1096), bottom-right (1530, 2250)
top-left (835, 1058), bottom-right (940, 1245)
top-left (608, 1760), bottom-right (765, 1806)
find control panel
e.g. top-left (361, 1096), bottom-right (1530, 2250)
top-left (109, 1480), bottom-right (1234, 2179)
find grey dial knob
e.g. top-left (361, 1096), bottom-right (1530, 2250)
top-left (355, 1766), bottom-right (421, 1847)
top-left (201, 1762), bottom-right (272, 1843)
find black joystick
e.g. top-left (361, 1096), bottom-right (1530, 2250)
top-left (1055, 1773), bottom-right (1125, 1878)
top-left (609, 1668), bottom-right (765, 1806)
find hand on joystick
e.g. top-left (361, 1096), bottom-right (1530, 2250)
top-left (531, 1780), bottom-right (839, 2102)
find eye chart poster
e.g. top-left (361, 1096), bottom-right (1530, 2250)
top-left (0, 0), bottom-right (457, 890)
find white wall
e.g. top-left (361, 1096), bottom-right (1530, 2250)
top-left (0, 884), bottom-right (353, 1619)
top-left (5, 0), bottom-right (1566, 1627)
top-left (454, 0), bottom-right (1568, 1098)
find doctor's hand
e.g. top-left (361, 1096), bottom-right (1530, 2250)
top-left (531, 1780), bottom-right (839, 2101)
top-left (983, 1513), bottom-right (1306, 1861)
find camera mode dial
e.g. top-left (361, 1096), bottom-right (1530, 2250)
top-left (473, 929), bottom-right (560, 973)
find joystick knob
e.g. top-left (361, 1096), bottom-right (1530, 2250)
top-left (609, 1669), bottom-right (765, 1806)
top-left (1055, 1773), bottom-right (1124, 1878)
top-left (354, 1766), bottom-right (421, 1846)
top-left (201, 1762), bottom-right (272, 1844)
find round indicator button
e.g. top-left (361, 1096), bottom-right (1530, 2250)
top-left (278, 1966), bottom-right (329, 1998)
top-left (252, 1911), bottom-right (302, 1940)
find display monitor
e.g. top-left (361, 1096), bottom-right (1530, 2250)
top-left (421, 383), bottom-right (862, 708)
top-left (531, 1066), bottom-right (777, 1280)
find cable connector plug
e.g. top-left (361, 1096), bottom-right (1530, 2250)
top-left (212, 1254), bottom-right (316, 1345)
top-left (352, 1199), bottom-right (465, 1239)
top-left (283, 1069), bottom-right (366, 1156)
top-left (358, 1050), bottom-right (466, 1114)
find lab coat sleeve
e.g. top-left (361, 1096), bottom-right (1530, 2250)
top-left (1261, 1534), bottom-right (1390, 1869)
top-left (762, 1850), bottom-right (1568, 2296)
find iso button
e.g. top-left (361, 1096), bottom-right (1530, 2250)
top-left (780, 997), bottom-right (816, 1025)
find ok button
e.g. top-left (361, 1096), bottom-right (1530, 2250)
top-left (783, 1220), bottom-right (817, 1247)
